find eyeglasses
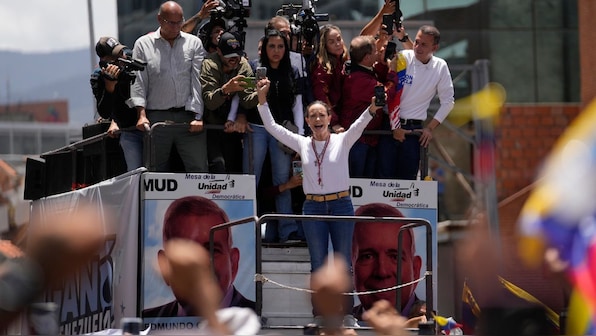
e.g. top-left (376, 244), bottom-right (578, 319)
top-left (161, 17), bottom-right (184, 26)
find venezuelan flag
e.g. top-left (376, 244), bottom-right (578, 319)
top-left (386, 52), bottom-right (407, 130)
top-left (461, 279), bottom-right (480, 334)
top-left (519, 98), bottom-right (596, 333)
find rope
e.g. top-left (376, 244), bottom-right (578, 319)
top-left (254, 271), bottom-right (431, 296)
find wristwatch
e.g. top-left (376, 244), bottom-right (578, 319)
top-left (398, 34), bottom-right (409, 43)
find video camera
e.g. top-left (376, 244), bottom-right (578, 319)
top-left (99, 51), bottom-right (146, 83)
top-left (277, 0), bottom-right (328, 51)
top-left (209, 0), bottom-right (251, 50)
top-left (212, 0), bottom-right (250, 20)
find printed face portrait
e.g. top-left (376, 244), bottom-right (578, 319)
top-left (353, 221), bottom-right (422, 312)
top-left (158, 200), bottom-right (239, 304)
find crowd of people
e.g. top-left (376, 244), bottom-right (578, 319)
top-left (85, 0), bottom-right (454, 332)
top-left (90, 0), bottom-right (454, 241)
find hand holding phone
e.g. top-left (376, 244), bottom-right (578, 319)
top-left (374, 85), bottom-right (386, 107)
top-left (256, 66), bottom-right (267, 80)
top-left (292, 160), bottom-right (303, 176)
top-left (382, 14), bottom-right (394, 35)
top-left (384, 41), bottom-right (397, 61)
top-left (240, 77), bottom-right (256, 89)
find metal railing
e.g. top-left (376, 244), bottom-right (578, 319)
top-left (209, 213), bottom-right (434, 322)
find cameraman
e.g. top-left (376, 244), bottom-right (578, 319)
top-left (181, 0), bottom-right (219, 36)
top-left (90, 36), bottom-right (143, 171)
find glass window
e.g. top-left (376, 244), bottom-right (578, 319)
top-left (13, 132), bottom-right (39, 155)
top-left (0, 134), bottom-right (10, 154)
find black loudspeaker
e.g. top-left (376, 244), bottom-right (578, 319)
top-left (24, 123), bottom-right (129, 200)
top-left (43, 150), bottom-right (86, 196)
top-left (82, 123), bottom-right (127, 183)
top-left (24, 158), bottom-right (46, 200)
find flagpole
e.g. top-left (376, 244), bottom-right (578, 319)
top-left (87, 0), bottom-right (99, 121)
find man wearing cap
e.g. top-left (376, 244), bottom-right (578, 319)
top-left (130, 1), bottom-right (208, 172)
top-left (200, 32), bottom-right (257, 173)
top-left (90, 36), bottom-right (144, 171)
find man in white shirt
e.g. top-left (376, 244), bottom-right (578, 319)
top-left (130, 1), bottom-right (208, 172)
top-left (378, 25), bottom-right (454, 180)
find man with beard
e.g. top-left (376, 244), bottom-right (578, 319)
top-left (200, 32), bottom-right (257, 173)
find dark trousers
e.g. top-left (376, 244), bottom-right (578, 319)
top-left (206, 128), bottom-right (243, 174)
top-left (146, 109), bottom-right (208, 173)
top-left (377, 124), bottom-right (423, 180)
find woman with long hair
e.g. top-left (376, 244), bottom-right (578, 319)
top-left (244, 29), bottom-right (304, 243)
top-left (256, 75), bottom-right (382, 327)
top-left (310, 25), bottom-right (349, 132)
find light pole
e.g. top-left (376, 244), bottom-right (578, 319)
top-left (87, 0), bottom-right (99, 120)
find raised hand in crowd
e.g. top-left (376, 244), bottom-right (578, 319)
top-left (360, 0), bottom-right (396, 36)
top-left (310, 255), bottom-right (356, 336)
top-left (158, 239), bottom-right (230, 335)
top-left (363, 300), bottom-right (409, 336)
top-left (0, 204), bottom-right (106, 330)
top-left (181, 0), bottom-right (219, 34)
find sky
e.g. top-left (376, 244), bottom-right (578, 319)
top-left (0, 0), bottom-right (119, 126)
top-left (0, 0), bottom-right (118, 53)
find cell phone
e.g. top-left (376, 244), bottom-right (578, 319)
top-left (241, 76), bottom-right (256, 89)
top-left (256, 66), bottom-right (267, 80)
top-left (292, 160), bottom-right (302, 176)
top-left (382, 14), bottom-right (394, 34)
top-left (374, 85), bottom-right (386, 107)
top-left (384, 41), bottom-right (397, 60)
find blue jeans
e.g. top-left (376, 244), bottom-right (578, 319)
top-left (302, 196), bottom-right (355, 315)
top-left (349, 141), bottom-right (378, 178)
top-left (244, 124), bottom-right (298, 241)
top-left (119, 130), bottom-right (144, 171)
top-left (376, 126), bottom-right (422, 180)
top-left (302, 196), bottom-right (355, 272)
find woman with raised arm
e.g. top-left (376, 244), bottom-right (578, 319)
top-left (245, 29), bottom-right (305, 243)
top-left (256, 76), bottom-right (383, 327)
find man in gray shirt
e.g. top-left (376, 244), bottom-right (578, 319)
top-left (130, 1), bottom-right (208, 172)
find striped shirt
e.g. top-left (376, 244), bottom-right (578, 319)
top-left (130, 28), bottom-right (206, 118)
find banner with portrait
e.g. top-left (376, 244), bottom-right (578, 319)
top-left (349, 177), bottom-right (437, 319)
top-left (140, 173), bottom-right (256, 330)
top-left (28, 170), bottom-right (141, 335)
